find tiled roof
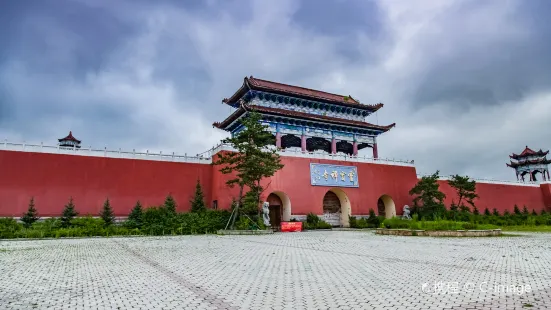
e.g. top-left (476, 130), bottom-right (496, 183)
top-left (213, 104), bottom-right (395, 132)
top-left (510, 146), bottom-right (549, 159)
top-left (507, 158), bottom-right (551, 168)
top-left (58, 131), bottom-right (81, 143)
top-left (222, 76), bottom-right (384, 112)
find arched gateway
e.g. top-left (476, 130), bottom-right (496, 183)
top-left (266, 192), bottom-right (291, 228)
top-left (377, 194), bottom-right (396, 219)
top-left (322, 189), bottom-right (352, 227)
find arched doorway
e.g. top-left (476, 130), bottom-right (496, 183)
top-left (266, 192), bottom-right (292, 228)
top-left (322, 189), bottom-right (352, 227)
top-left (377, 194), bottom-right (396, 219)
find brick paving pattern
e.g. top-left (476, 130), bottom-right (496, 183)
top-left (1, 231), bottom-right (550, 309)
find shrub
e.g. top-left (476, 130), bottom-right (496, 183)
top-left (0, 218), bottom-right (22, 239)
top-left (100, 198), bottom-right (115, 227)
top-left (190, 179), bottom-right (207, 213)
top-left (126, 201), bottom-right (144, 229)
top-left (164, 194), bottom-right (177, 214)
top-left (366, 209), bottom-right (381, 228)
top-left (61, 197), bottom-right (78, 228)
top-left (21, 197), bottom-right (39, 228)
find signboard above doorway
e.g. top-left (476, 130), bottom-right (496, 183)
top-left (310, 163), bottom-right (359, 187)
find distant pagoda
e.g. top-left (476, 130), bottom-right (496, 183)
top-left (213, 76), bottom-right (395, 158)
top-left (507, 146), bottom-right (550, 182)
top-left (58, 131), bottom-right (81, 149)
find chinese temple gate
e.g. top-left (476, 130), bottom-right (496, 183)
top-left (507, 146), bottom-right (551, 182)
top-left (213, 76), bottom-right (395, 158)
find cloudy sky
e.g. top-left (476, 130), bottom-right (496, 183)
top-left (1, 0), bottom-right (550, 181)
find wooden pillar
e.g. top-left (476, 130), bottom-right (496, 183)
top-left (331, 138), bottom-right (337, 154)
top-left (530, 171), bottom-right (533, 181)
top-left (352, 141), bottom-right (358, 156)
top-left (373, 143), bottom-right (379, 159)
top-left (547, 170), bottom-right (550, 180)
top-left (301, 135), bottom-right (307, 152)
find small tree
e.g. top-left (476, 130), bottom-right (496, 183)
top-left (472, 206), bottom-right (480, 216)
top-left (164, 194), bottom-right (177, 214)
top-left (21, 197), bottom-right (39, 228)
top-left (513, 205), bottom-right (522, 216)
top-left (409, 171), bottom-right (446, 220)
top-left (448, 174), bottom-right (478, 211)
top-left (190, 179), bottom-right (206, 213)
top-left (100, 198), bottom-right (115, 227)
top-left (127, 201), bottom-right (143, 229)
top-left (492, 208), bottom-right (500, 216)
top-left (483, 208), bottom-right (491, 216)
top-left (531, 209), bottom-right (538, 216)
top-left (61, 197), bottom-right (78, 228)
top-left (212, 111), bottom-right (284, 229)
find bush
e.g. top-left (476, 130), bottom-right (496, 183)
top-left (0, 218), bottom-right (22, 239)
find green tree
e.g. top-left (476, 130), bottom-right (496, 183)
top-left (513, 205), bottom-right (522, 216)
top-left (541, 209), bottom-right (548, 216)
top-left (531, 209), bottom-right (538, 216)
top-left (409, 171), bottom-right (446, 220)
top-left (522, 205), bottom-right (529, 216)
top-left (164, 194), bottom-right (177, 214)
top-left (483, 208), bottom-right (491, 216)
top-left (492, 208), bottom-right (500, 216)
top-left (100, 198), bottom-right (115, 227)
top-left (126, 201), bottom-right (144, 229)
top-left (472, 206), bottom-right (480, 216)
top-left (190, 179), bottom-right (207, 213)
top-left (447, 174), bottom-right (478, 211)
top-left (212, 111), bottom-right (284, 229)
top-left (21, 197), bottom-right (39, 228)
top-left (61, 197), bottom-right (78, 228)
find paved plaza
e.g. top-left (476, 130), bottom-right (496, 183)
top-left (1, 231), bottom-right (551, 309)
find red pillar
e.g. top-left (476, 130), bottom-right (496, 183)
top-left (276, 132), bottom-right (281, 149)
top-left (331, 138), bottom-right (336, 154)
top-left (373, 143), bottom-right (378, 159)
top-left (301, 135), bottom-right (307, 152)
top-left (352, 141), bottom-right (358, 156)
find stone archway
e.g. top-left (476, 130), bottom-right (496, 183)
top-left (377, 194), bottom-right (396, 219)
top-left (322, 188), bottom-right (352, 227)
top-left (266, 191), bottom-right (292, 228)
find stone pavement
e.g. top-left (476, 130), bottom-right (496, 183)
top-left (1, 231), bottom-right (551, 309)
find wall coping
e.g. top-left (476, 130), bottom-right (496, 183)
top-left (0, 141), bottom-right (211, 164)
top-left (417, 174), bottom-right (544, 187)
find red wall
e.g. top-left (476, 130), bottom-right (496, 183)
top-left (1, 149), bottom-right (550, 218)
top-left (437, 180), bottom-right (548, 214)
top-left (211, 155), bottom-right (419, 216)
top-left (0, 150), bottom-right (212, 216)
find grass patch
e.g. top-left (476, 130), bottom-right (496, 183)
top-left (501, 226), bottom-right (551, 232)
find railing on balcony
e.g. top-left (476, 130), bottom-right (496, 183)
top-left (209, 144), bottom-right (415, 167)
top-left (0, 140), bottom-right (211, 164)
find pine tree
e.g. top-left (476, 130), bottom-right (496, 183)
top-left (513, 205), bottom-right (522, 215)
top-left (447, 175), bottom-right (478, 211)
top-left (522, 205), bottom-right (529, 216)
top-left (492, 208), bottom-right (500, 216)
top-left (190, 179), bottom-right (206, 213)
top-left (164, 194), bottom-right (177, 214)
top-left (61, 197), bottom-right (78, 228)
top-left (127, 201), bottom-right (143, 229)
top-left (483, 208), bottom-right (491, 216)
top-left (541, 209), bottom-right (548, 216)
top-left (531, 209), bottom-right (538, 216)
top-left (409, 171), bottom-right (446, 220)
top-left (212, 111), bottom-right (284, 229)
top-left (503, 209), bottom-right (511, 217)
top-left (100, 198), bottom-right (115, 227)
top-left (21, 197), bottom-right (39, 228)
top-left (472, 206), bottom-right (480, 216)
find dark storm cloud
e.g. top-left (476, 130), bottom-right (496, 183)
top-left (411, 0), bottom-right (551, 110)
top-left (1, 0), bottom-right (550, 181)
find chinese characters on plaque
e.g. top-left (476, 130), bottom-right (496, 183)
top-left (310, 163), bottom-right (359, 187)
